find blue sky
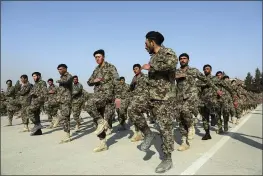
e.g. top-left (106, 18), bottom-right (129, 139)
top-left (1, 1), bottom-right (262, 91)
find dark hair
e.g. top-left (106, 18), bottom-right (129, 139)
top-left (48, 78), bottom-right (53, 82)
top-left (179, 53), bottom-right (189, 60)
top-left (216, 71), bottom-right (223, 76)
top-left (73, 75), bottom-right (78, 79)
top-left (203, 64), bottom-right (212, 71)
top-left (57, 64), bottom-right (68, 69)
top-left (20, 74), bottom-right (28, 79)
top-left (145, 31), bottom-right (164, 46)
top-left (32, 72), bottom-right (41, 77)
top-left (119, 76), bottom-right (125, 81)
top-left (133, 64), bottom-right (141, 69)
top-left (93, 49), bottom-right (105, 57)
top-left (223, 75), bottom-right (230, 79)
top-left (6, 80), bottom-right (12, 84)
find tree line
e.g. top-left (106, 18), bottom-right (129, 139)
top-left (244, 67), bottom-right (263, 93)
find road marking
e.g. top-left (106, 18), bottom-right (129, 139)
top-left (180, 106), bottom-right (260, 175)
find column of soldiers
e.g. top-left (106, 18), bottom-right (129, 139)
top-left (1, 31), bottom-right (262, 174)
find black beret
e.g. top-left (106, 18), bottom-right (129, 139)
top-left (145, 31), bottom-right (164, 45)
top-left (57, 64), bottom-right (68, 69)
top-left (93, 49), bottom-right (105, 57)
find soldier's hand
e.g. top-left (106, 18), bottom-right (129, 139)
top-left (217, 90), bottom-right (223, 96)
top-left (115, 98), bottom-right (121, 109)
top-left (233, 101), bottom-right (238, 108)
top-left (142, 64), bottom-right (150, 70)
top-left (94, 78), bottom-right (102, 83)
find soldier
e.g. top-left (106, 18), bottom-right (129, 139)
top-left (175, 54), bottom-right (222, 150)
top-left (86, 49), bottom-right (119, 152)
top-left (137, 31), bottom-right (177, 173)
top-left (121, 64), bottom-right (148, 142)
top-left (5, 80), bottom-right (19, 126)
top-left (44, 78), bottom-right (59, 128)
top-left (52, 64), bottom-right (73, 143)
top-left (231, 79), bottom-right (244, 124)
top-left (17, 75), bottom-right (32, 132)
top-left (27, 72), bottom-right (47, 136)
top-left (72, 75), bottom-right (84, 131)
top-left (114, 76), bottom-right (129, 130)
top-left (214, 71), bottom-right (235, 133)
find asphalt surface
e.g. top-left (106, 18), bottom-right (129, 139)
top-left (1, 105), bottom-right (262, 175)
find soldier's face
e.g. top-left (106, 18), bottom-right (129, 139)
top-left (203, 67), bottom-right (211, 75)
top-left (145, 39), bottom-right (154, 54)
top-left (48, 81), bottom-right (53, 86)
top-left (217, 73), bottom-right (222, 79)
top-left (133, 67), bottom-right (141, 75)
top-left (120, 79), bottom-right (124, 84)
top-left (179, 57), bottom-right (189, 67)
top-left (95, 54), bottom-right (104, 65)
top-left (20, 77), bottom-right (27, 84)
top-left (32, 75), bottom-right (40, 82)
top-left (73, 77), bottom-right (78, 84)
top-left (58, 67), bottom-right (66, 75)
top-left (6, 81), bottom-right (11, 87)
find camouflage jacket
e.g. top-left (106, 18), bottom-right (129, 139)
top-left (115, 82), bottom-right (130, 99)
top-left (57, 72), bottom-right (73, 104)
top-left (82, 89), bottom-right (91, 101)
top-left (17, 82), bottom-right (32, 105)
top-left (39, 79), bottom-right (47, 88)
top-left (176, 67), bottom-right (218, 102)
top-left (130, 73), bottom-right (149, 98)
top-left (211, 76), bottom-right (234, 103)
top-left (47, 84), bottom-right (58, 102)
top-left (148, 47), bottom-right (178, 100)
top-left (5, 86), bottom-right (16, 101)
top-left (72, 82), bottom-right (83, 104)
top-left (0, 92), bottom-right (6, 102)
top-left (87, 61), bottom-right (119, 97)
top-left (30, 80), bottom-right (48, 106)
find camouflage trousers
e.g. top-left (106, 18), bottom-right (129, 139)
top-left (128, 96), bottom-right (174, 155)
top-left (21, 102), bottom-right (30, 124)
top-left (176, 97), bottom-right (198, 137)
top-left (6, 100), bottom-right (20, 121)
top-left (27, 103), bottom-right (41, 125)
top-left (57, 102), bottom-right (72, 133)
top-left (119, 98), bottom-right (138, 131)
top-left (72, 101), bottom-right (84, 123)
top-left (0, 101), bottom-right (7, 116)
top-left (85, 92), bottom-right (113, 137)
top-left (105, 101), bottom-right (115, 129)
top-left (44, 101), bottom-right (59, 120)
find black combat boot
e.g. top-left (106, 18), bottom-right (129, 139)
top-left (202, 129), bottom-right (212, 140)
top-left (155, 153), bottom-right (173, 173)
top-left (140, 130), bottom-right (155, 152)
top-left (211, 115), bottom-right (216, 126)
top-left (217, 128), bottom-right (224, 134)
top-left (30, 124), bottom-right (42, 136)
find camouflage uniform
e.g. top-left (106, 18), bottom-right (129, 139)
top-left (5, 85), bottom-right (20, 125)
top-left (72, 82), bottom-right (84, 130)
top-left (17, 82), bottom-right (32, 130)
top-left (44, 83), bottom-right (59, 126)
top-left (27, 79), bottom-right (47, 135)
top-left (115, 81), bottom-right (130, 127)
top-left (39, 79), bottom-right (47, 114)
top-left (175, 67), bottom-right (218, 148)
top-left (53, 72), bottom-right (73, 143)
top-left (0, 91), bottom-right (7, 116)
top-left (86, 61), bottom-right (119, 152)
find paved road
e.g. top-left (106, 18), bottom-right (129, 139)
top-left (1, 105), bottom-right (262, 175)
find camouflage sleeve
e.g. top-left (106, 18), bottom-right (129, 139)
top-left (194, 69), bottom-right (219, 92)
top-left (5, 87), bottom-right (15, 97)
top-left (57, 74), bottom-right (73, 86)
top-left (87, 68), bottom-right (99, 86)
top-left (18, 84), bottom-right (31, 96)
top-left (114, 84), bottom-right (122, 99)
top-left (150, 49), bottom-right (178, 72)
top-left (72, 83), bottom-right (83, 95)
top-left (218, 80), bottom-right (234, 96)
top-left (41, 80), bottom-right (47, 88)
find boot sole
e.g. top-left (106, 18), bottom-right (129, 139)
top-left (155, 165), bottom-right (172, 173)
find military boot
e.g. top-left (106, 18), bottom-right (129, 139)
top-left (236, 118), bottom-right (240, 125)
top-left (75, 121), bottom-right (80, 132)
top-left (202, 130), bottom-right (212, 140)
top-left (140, 132), bottom-right (155, 151)
top-left (52, 118), bottom-right (60, 128)
top-left (130, 131), bottom-right (144, 142)
top-left (177, 136), bottom-right (190, 151)
top-left (216, 127), bottom-right (224, 134)
top-left (20, 124), bottom-right (30, 132)
top-left (93, 138), bottom-right (108, 152)
top-left (155, 153), bottom-right (173, 173)
top-left (94, 119), bottom-right (108, 135)
top-left (7, 118), bottom-right (12, 126)
top-left (188, 124), bottom-right (195, 140)
top-left (59, 132), bottom-right (71, 144)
